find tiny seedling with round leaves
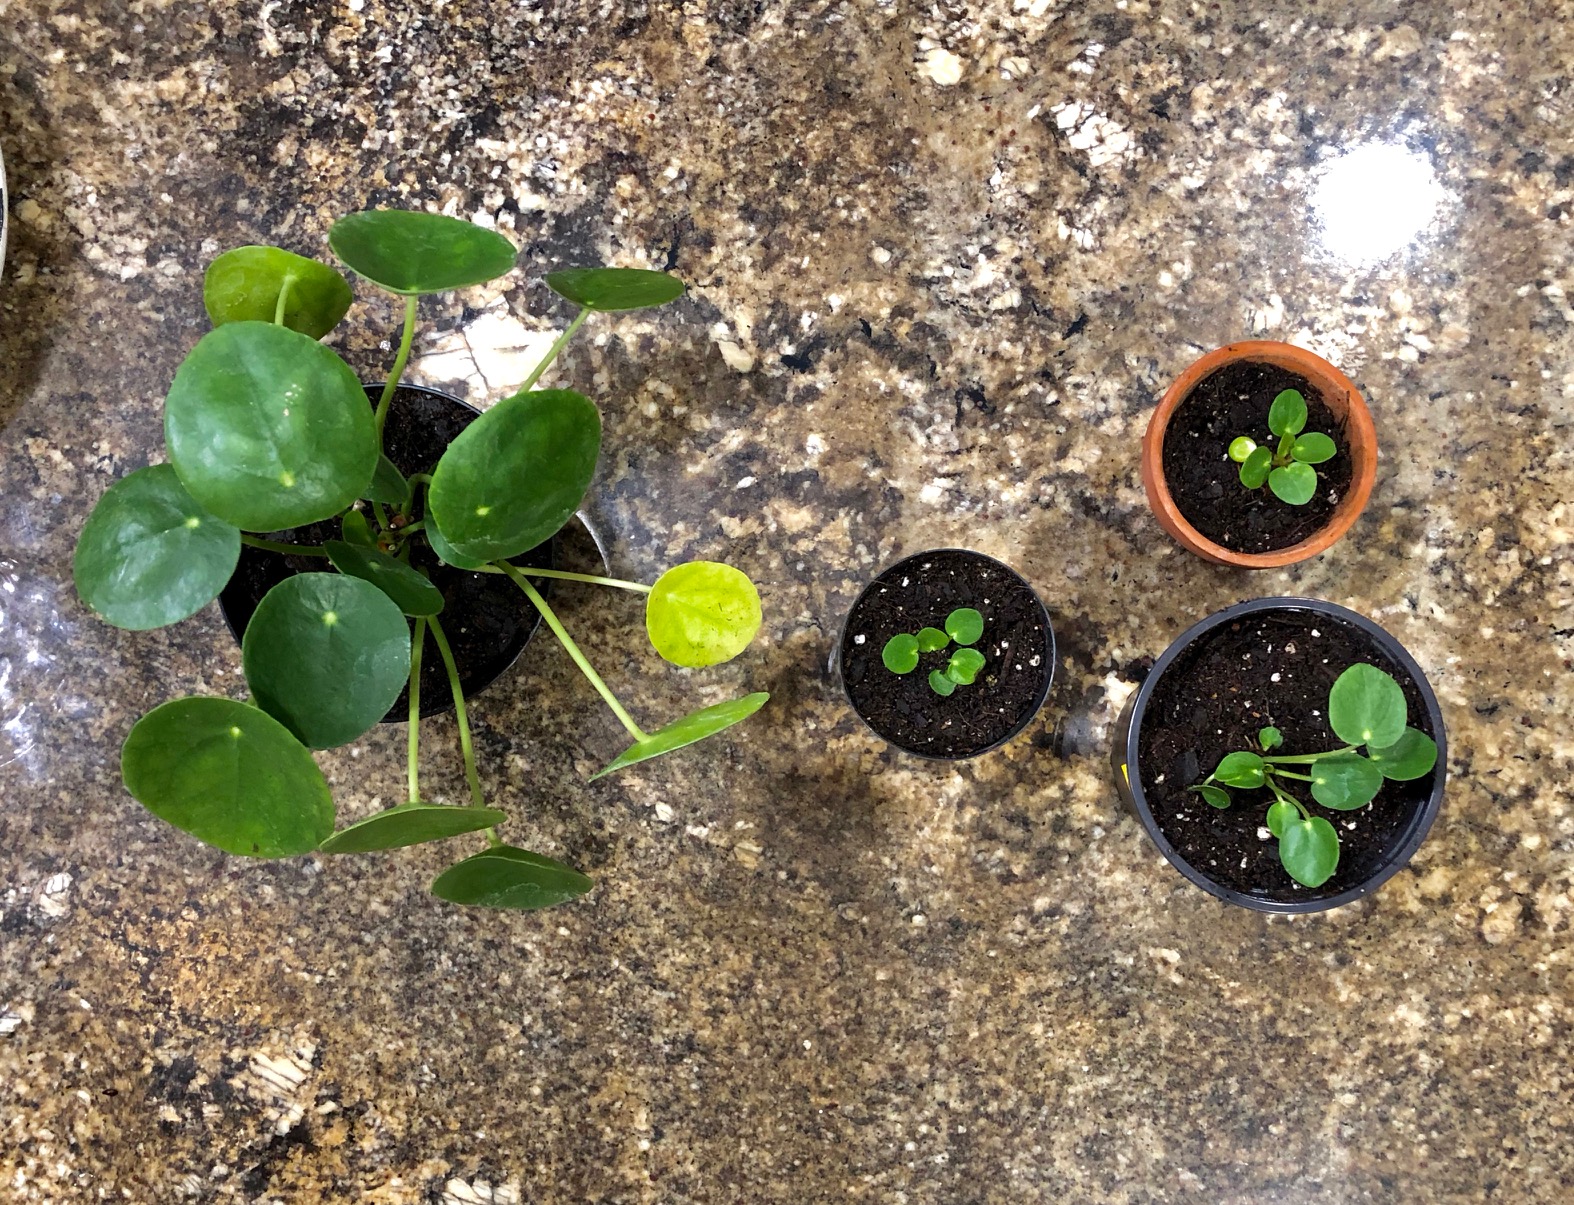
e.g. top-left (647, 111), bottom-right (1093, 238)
top-left (75, 211), bottom-right (769, 913)
top-left (1226, 388), bottom-right (1338, 506)
top-left (1189, 663), bottom-right (1437, 888)
top-left (880, 607), bottom-right (987, 697)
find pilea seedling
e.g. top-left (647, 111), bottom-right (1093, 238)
top-left (1190, 663), bottom-right (1437, 888)
top-left (881, 607), bottom-right (986, 696)
top-left (1226, 388), bottom-right (1338, 506)
top-left (75, 209), bottom-right (769, 911)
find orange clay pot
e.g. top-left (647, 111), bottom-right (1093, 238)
top-left (1141, 341), bottom-right (1378, 569)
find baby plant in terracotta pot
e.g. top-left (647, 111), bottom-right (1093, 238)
top-left (74, 209), bottom-right (767, 910)
top-left (1142, 341), bottom-right (1378, 568)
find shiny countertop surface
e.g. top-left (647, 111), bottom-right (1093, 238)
top-left (2, 2), bottom-right (1571, 1201)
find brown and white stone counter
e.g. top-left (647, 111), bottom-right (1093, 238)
top-left (2, 2), bottom-right (1571, 1200)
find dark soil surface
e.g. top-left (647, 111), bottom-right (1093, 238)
top-left (219, 385), bottom-right (552, 720)
top-left (1162, 360), bottom-right (1353, 554)
top-left (840, 550), bottom-right (1053, 758)
top-left (1137, 608), bottom-right (1439, 905)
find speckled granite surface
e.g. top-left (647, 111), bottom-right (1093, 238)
top-left (3, 2), bottom-right (1572, 1201)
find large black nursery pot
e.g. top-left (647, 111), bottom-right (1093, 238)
top-left (1111, 596), bottom-right (1447, 913)
top-left (219, 382), bottom-right (553, 720)
top-left (836, 548), bottom-right (1055, 760)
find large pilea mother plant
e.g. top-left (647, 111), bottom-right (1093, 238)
top-left (74, 209), bottom-right (768, 910)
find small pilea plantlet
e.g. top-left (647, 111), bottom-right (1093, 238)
top-left (881, 607), bottom-right (986, 696)
top-left (1226, 388), bottom-right (1338, 506)
top-left (1190, 663), bottom-right (1437, 888)
top-left (75, 209), bottom-right (769, 911)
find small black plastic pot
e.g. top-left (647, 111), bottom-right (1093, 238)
top-left (836, 549), bottom-right (1055, 759)
top-left (1111, 596), bottom-right (1447, 913)
top-left (218, 382), bottom-right (552, 721)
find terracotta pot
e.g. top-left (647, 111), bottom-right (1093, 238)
top-left (1141, 341), bottom-right (1378, 569)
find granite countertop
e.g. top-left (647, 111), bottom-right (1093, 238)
top-left (3, 2), bottom-right (1572, 1201)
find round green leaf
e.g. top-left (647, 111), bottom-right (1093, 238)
top-left (165, 322), bottom-right (377, 531)
top-left (329, 210), bottom-right (516, 295)
top-left (1328, 663), bottom-right (1408, 749)
top-left (882, 634), bottom-right (920, 673)
top-left (1213, 750), bottom-right (1266, 789)
top-left (425, 516), bottom-right (491, 570)
top-left (946, 647), bottom-right (986, 685)
top-left (1258, 725), bottom-right (1283, 751)
top-left (645, 561), bottom-right (763, 668)
top-left (428, 389), bottom-right (600, 564)
top-left (341, 510), bottom-right (374, 547)
top-left (945, 607), bottom-right (985, 645)
top-left (1239, 445), bottom-right (1272, 489)
top-left (545, 268), bottom-right (685, 312)
top-left (1268, 389), bottom-right (1307, 438)
top-left (324, 540), bottom-right (445, 617)
top-left (1227, 436), bottom-right (1258, 464)
top-left (363, 454), bottom-right (410, 506)
top-left (928, 669), bottom-right (957, 697)
top-left (591, 692), bottom-right (769, 780)
top-left (203, 245), bottom-right (353, 340)
top-left (242, 573), bottom-right (412, 749)
top-left (916, 626), bottom-right (950, 653)
top-left (1367, 727), bottom-right (1439, 781)
top-left (1269, 462), bottom-right (1317, 505)
top-left (431, 845), bottom-right (593, 910)
top-left (1309, 753), bottom-right (1384, 810)
top-left (319, 803), bottom-right (504, 854)
top-left (1191, 784), bottom-right (1232, 809)
top-left (1279, 816), bottom-right (1340, 888)
top-left (1292, 432), bottom-right (1337, 465)
top-left (121, 697), bottom-right (332, 857)
top-left (1265, 799), bottom-right (1298, 837)
top-left (74, 465), bottom-right (239, 630)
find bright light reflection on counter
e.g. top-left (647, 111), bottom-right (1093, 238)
top-left (1309, 141), bottom-right (1450, 267)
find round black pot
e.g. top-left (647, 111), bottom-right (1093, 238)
top-left (218, 382), bottom-right (553, 721)
top-left (1111, 597), bottom-right (1447, 913)
top-left (836, 549), bottom-right (1055, 759)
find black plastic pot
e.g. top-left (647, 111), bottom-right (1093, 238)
top-left (218, 382), bottom-right (552, 721)
top-left (1111, 596), bottom-right (1447, 913)
top-left (836, 549), bottom-right (1055, 759)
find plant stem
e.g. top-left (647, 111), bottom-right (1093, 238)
top-left (369, 500), bottom-right (391, 532)
top-left (375, 294), bottom-right (420, 440)
top-left (518, 308), bottom-right (589, 393)
top-left (408, 618), bottom-right (426, 803)
top-left (1263, 746), bottom-right (1357, 765)
top-left (427, 614), bottom-right (486, 808)
top-left (240, 534), bottom-right (329, 556)
top-left (1266, 777), bottom-right (1309, 818)
top-left (1274, 769), bottom-right (1315, 782)
top-left (497, 562), bottom-right (650, 742)
top-left (391, 520), bottom-right (426, 541)
top-left (274, 275), bottom-right (296, 326)
top-left (472, 564), bottom-right (652, 592)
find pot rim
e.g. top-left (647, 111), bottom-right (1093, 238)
top-left (1141, 340), bottom-right (1379, 569)
top-left (834, 547), bottom-right (1056, 761)
top-left (1118, 595), bottom-right (1448, 913)
top-left (217, 379), bottom-right (553, 717)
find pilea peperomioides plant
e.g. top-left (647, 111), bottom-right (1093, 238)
top-left (74, 208), bottom-right (768, 910)
top-left (1190, 663), bottom-right (1437, 888)
top-left (881, 607), bottom-right (986, 697)
top-left (1226, 388), bottom-right (1338, 506)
